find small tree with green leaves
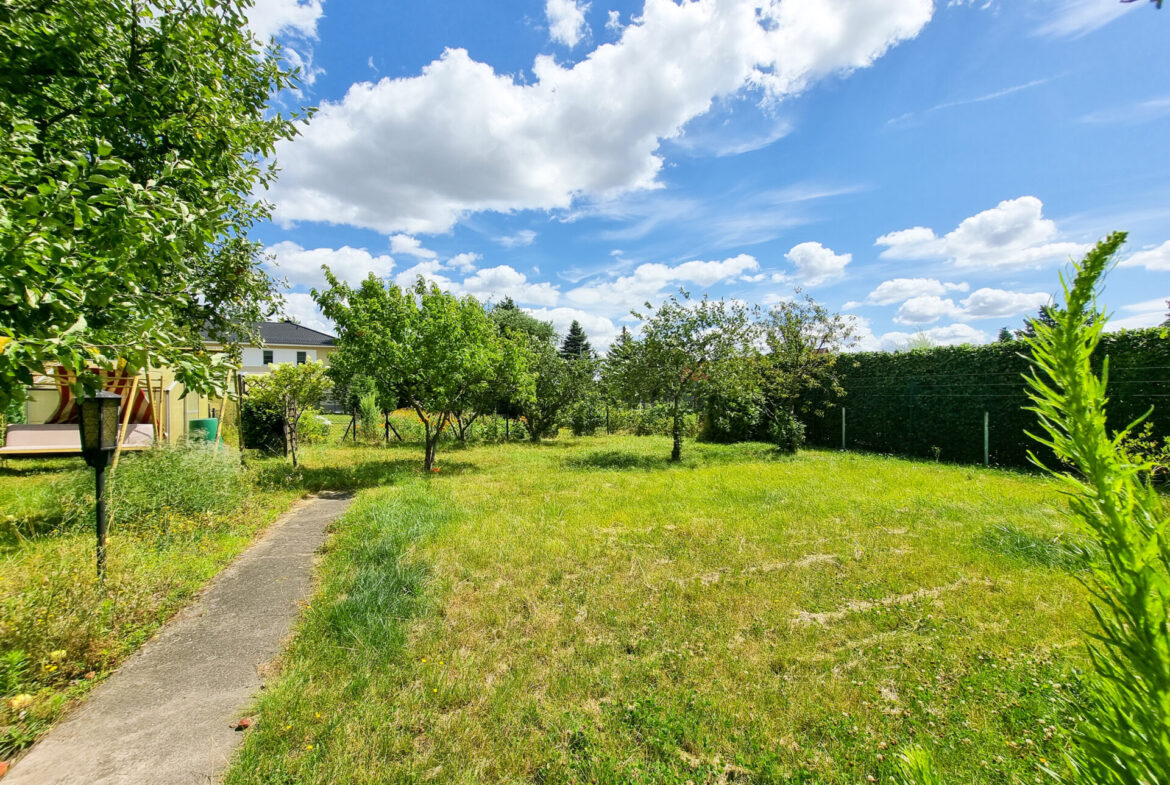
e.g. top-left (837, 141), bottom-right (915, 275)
top-left (620, 293), bottom-right (753, 461)
top-left (516, 337), bottom-right (594, 442)
top-left (316, 274), bottom-right (511, 471)
top-left (247, 361), bottom-right (330, 468)
top-left (753, 295), bottom-right (854, 451)
top-left (896, 231), bottom-right (1170, 785)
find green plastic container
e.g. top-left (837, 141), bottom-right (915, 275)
top-left (188, 417), bottom-right (220, 443)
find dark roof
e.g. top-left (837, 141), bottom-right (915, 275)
top-left (256, 320), bottom-right (336, 347)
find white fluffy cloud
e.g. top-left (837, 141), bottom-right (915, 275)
top-left (892, 287), bottom-right (1049, 325)
top-left (547, 0), bottom-right (591, 47)
top-left (845, 315), bottom-right (989, 352)
top-left (960, 287), bottom-right (1050, 319)
top-left (565, 254), bottom-right (759, 315)
top-left (876, 196), bottom-right (1088, 269)
top-left (266, 241), bottom-right (395, 290)
top-left (448, 252), bottom-right (481, 273)
top-left (460, 265), bottom-right (561, 306)
top-left (280, 292), bottom-right (334, 334)
top-left (861, 277), bottom-right (968, 305)
top-left (1121, 239), bottom-right (1170, 271)
top-left (525, 307), bottom-right (620, 348)
top-left (247, 0), bottom-right (324, 41)
top-left (785, 241), bottom-right (850, 286)
top-left (389, 234), bottom-right (437, 259)
top-left (269, 0), bottom-right (933, 235)
top-left (895, 295), bottom-right (959, 324)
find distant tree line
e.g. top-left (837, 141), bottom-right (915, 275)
top-left (312, 271), bottom-right (855, 469)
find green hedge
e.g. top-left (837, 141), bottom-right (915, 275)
top-left (800, 328), bottom-right (1168, 468)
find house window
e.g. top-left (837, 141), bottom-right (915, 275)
top-left (296, 351), bottom-right (307, 365)
top-left (262, 350), bottom-right (273, 365)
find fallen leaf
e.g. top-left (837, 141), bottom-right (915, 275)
top-left (232, 717), bottom-right (253, 731)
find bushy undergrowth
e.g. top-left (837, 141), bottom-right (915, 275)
top-left (607, 404), bottom-right (701, 438)
top-left (297, 409), bottom-right (331, 445)
top-left (55, 444), bottom-right (247, 534)
top-left (0, 444), bottom-right (296, 758)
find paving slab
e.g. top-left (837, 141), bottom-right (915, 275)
top-left (4, 491), bottom-right (353, 785)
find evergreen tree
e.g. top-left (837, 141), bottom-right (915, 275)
top-left (559, 320), bottom-right (594, 359)
top-left (997, 326), bottom-right (1015, 343)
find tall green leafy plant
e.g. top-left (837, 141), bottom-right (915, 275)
top-left (1024, 231), bottom-right (1170, 784)
top-left (896, 232), bottom-right (1170, 784)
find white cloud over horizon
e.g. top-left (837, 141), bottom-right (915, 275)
top-left (1121, 239), bottom-right (1170, 271)
top-left (266, 241), bottom-right (395, 291)
top-left (268, 0), bottom-right (933, 236)
top-left (876, 196), bottom-right (1088, 269)
top-left (785, 241), bottom-right (851, 286)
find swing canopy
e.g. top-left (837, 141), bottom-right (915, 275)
top-left (0, 367), bottom-right (160, 457)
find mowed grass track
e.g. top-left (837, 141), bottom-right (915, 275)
top-left (227, 436), bottom-right (1091, 784)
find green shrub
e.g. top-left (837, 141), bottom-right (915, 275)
top-left (1120, 421), bottom-right (1170, 484)
top-left (240, 397), bottom-right (284, 453)
top-left (297, 408), bottom-right (331, 445)
top-left (357, 392), bottom-right (380, 441)
top-left (56, 444), bottom-right (248, 534)
top-left (769, 408), bottom-right (806, 453)
top-left (567, 396), bottom-right (605, 436)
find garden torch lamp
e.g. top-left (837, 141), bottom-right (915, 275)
top-left (78, 390), bottom-right (121, 581)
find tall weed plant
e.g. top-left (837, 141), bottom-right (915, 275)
top-left (56, 443), bottom-right (247, 534)
top-left (898, 232), bottom-right (1170, 784)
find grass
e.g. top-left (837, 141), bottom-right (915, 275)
top-left (0, 449), bottom-right (302, 758)
top-left (224, 435), bottom-right (1094, 784)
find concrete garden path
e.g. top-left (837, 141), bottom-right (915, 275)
top-left (5, 492), bottom-right (354, 785)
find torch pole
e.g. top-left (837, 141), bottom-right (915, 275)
top-left (95, 463), bottom-right (108, 582)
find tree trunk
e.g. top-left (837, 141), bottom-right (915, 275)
top-left (670, 400), bottom-right (682, 462)
top-left (280, 399), bottom-right (291, 459)
top-left (287, 402), bottom-right (299, 468)
top-left (424, 438), bottom-right (436, 471)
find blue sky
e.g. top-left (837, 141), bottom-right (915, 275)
top-left (246, 0), bottom-right (1169, 350)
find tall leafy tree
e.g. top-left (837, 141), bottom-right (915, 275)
top-left (516, 337), bottom-right (593, 442)
top-left (559, 320), bottom-right (593, 359)
top-left (753, 296), bottom-right (854, 449)
top-left (316, 273), bottom-right (513, 471)
top-left (0, 0), bottom-right (306, 408)
top-left (619, 293), bottom-right (753, 462)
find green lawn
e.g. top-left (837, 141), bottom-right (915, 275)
top-left (226, 435), bottom-right (1092, 784)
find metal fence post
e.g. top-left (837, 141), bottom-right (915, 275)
top-left (983, 411), bottom-right (989, 467)
top-left (841, 406), bottom-right (846, 450)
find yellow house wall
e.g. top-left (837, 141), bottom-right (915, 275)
top-left (22, 344), bottom-right (331, 444)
